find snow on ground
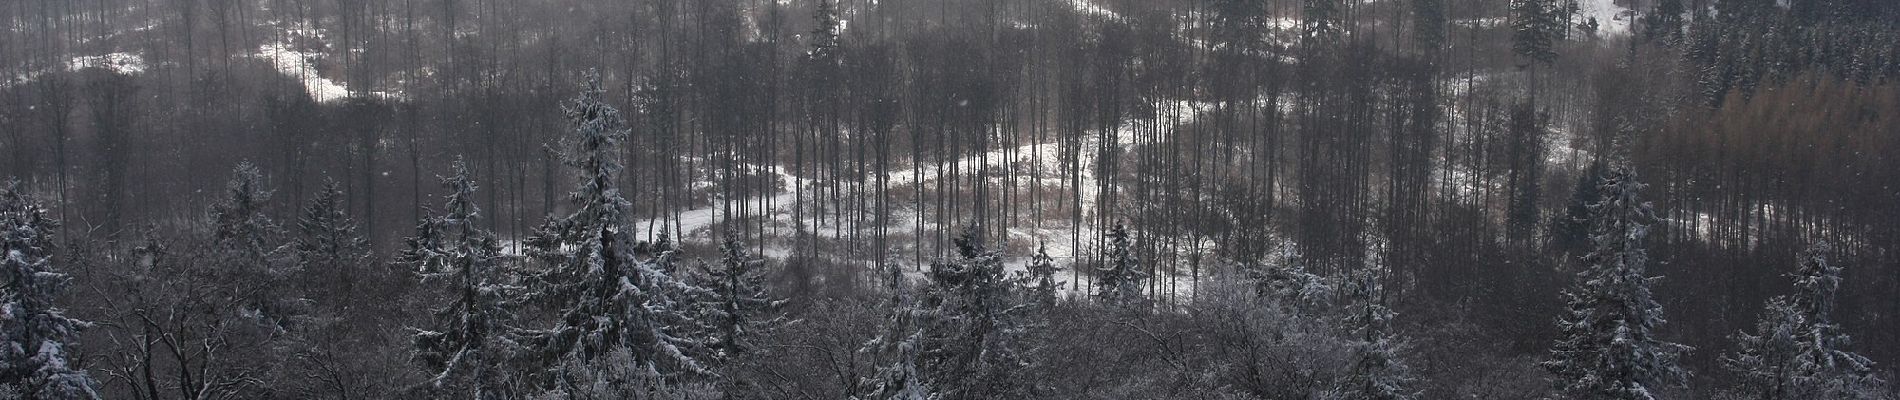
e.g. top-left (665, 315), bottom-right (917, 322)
top-left (1063, 0), bottom-right (1122, 21)
top-left (256, 42), bottom-right (354, 102)
top-left (1580, 0), bottom-right (1635, 37)
top-left (625, 97), bottom-right (1217, 301)
top-left (255, 21), bottom-right (403, 102)
top-left (68, 52), bottom-right (146, 75)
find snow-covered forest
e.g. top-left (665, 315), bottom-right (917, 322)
top-left (2, 0), bottom-right (1899, 398)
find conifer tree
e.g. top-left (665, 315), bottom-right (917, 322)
top-left (1021, 242), bottom-right (1062, 310)
top-left (858, 264), bottom-right (933, 400)
top-left (1511, 0), bottom-right (1560, 65)
top-left (1331, 241), bottom-right (1414, 400)
top-left (693, 229), bottom-right (786, 357)
top-left (295, 178), bottom-right (371, 304)
top-left (208, 162), bottom-right (298, 328)
top-left (1095, 223), bottom-right (1147, 308)
top-left (0, 180), bottom-right (98, 399)
top-left (915, 228), bottom-right (1032, 398)
top-left (523, 70), bottom-right (707, 377)
top-left (401, 159), bottom-right (521, 399)
top-left (1302, 0), bottom-right (1344, 43)
top-left (1724, 243), bottom-right (1883, 399)
top-left (1542, 162), bottom-right (1690, 400)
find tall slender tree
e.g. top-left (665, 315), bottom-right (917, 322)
top-left (401, 159), bottom-right (521, 399)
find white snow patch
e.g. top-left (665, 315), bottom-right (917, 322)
top-left (257, 42), bottom-right (354, 102)
top-left (1063, 0), bottom-right (1121, 21)
top-left (255, 21), bottom-right (403, 103)
top-left (1579, 0), bottom-right (1635, 37)
top-left (67, 52), bottom-right (146, 75)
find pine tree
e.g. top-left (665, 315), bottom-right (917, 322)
top-left (693, 229), bottom-right (786, 358)
top-left (1724, 243), bottom-right (1883, 399)
top-left (1330, 241), bottom-right (1415, 400)
top-left (295, 178), bottom-right (371, 304)
top-left (401, 159), bottom-right (522, 399)
top-left (1095, 223), bottom-right (1147, 308)
top-left (0, 180), bottom-right (98, 399)
top-left (523, 70), bottom-right (707, 378)
top-left (1542, 162), bottom-right (1691, 400)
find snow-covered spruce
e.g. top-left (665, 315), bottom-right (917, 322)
top-left (915, 228), bottom-right (1036, 398)
top-left (400, 159), bottom-right (523, 399)
top-left (692, 229), bottom-right (787, 358)
top-left (208, 163), bottom-right (300, 330)
top-left (1542, 162), bottom-right (1691, 400)
top-left (1020, 242), bottom-right (1062, 311)
top-left (1723, 243), bottom-right (1884, 399)
top-left (522, 70), bottom-right (709, 380)
top-left (1095, 223), bottom-right (1148, 309)
top-left (1328, 239), bottom-right (1416, 400)
top-left (857, 263), bottom-right (933, 400)
top-left (0, 181), bottom-right (99, 399)
top-left (294, 179), bottom-right (371, 305)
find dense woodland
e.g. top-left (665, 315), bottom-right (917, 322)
top-left (1, 0), bottom-right (1899, 398)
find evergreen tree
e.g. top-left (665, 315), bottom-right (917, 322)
top-left (1095, 223), bottom-right (1147, 308)
top-left (1247, 242), bottom-right (1333, 310)
top-left (1723, 243), bottom-right (1883, 399)
top-left (1211, 0), bottom-right (1270, 55)
top-left (1302, 0), bottom-right (1344, 43)
top-left (808, 0), bottom-right (842, 62)
top-left (208, 162), bottom-right (298, 329)
top-left (523, 70), bottom-right (707, 378)
top-left (1330, 242), bottom-right (1415, 400)
top-left (693, 229), bottom-right (786, 357)
top-left (401, 159), bottom-right (522, 399)
top-left (1020, 242), bottom-right (1062, 310)
top-left (0, 180), bottom-right (98, 399)
top-left (1643, 0), bottom-right (1685, 44)
top-left (1511, 0), bottom-right (1560, 65)
top-left (914, 228), bottom-right (1033, 398)
top-left (1542, 162), bottom-right (1691, 400)
top-left (1550, 160), bottom-right (1608, 259)
top-left (858, 264), bottom-right (933, 400)
top-left (1411, 0), bottom-right (1449, 53)
top-left (295, 178), bottom-right (371, 304)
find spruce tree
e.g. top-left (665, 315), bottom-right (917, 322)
top-left (915, 228), bottom-right (1032, 398)
top-left (1511, 0), bottom-right (1560, 65)
top-left (523, 70), bottom-right (707, 377)
top-left (858, 264), bottom-right (933, 400)
top-left (402, 159), bottom-right (522, 399)
top-left (1542, 162), bottom-right (1690, 400)
top-left (1095, 223), bottom-right (1147, 308)
top-left (1021, 242), bottom-right (1062, 310)
top-left (295, 179), bottom-right (371, 305)
top-left (693, 229), bottom-right (785, 358)
top-left (208, 162), bottom-right (298, 329)
top-left (1724, 243), bottom-right (1883, 399)
top-left (1331, 243), bottom-right (1414, 400)
top-left (0, 180), bottom-right (98, 399)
